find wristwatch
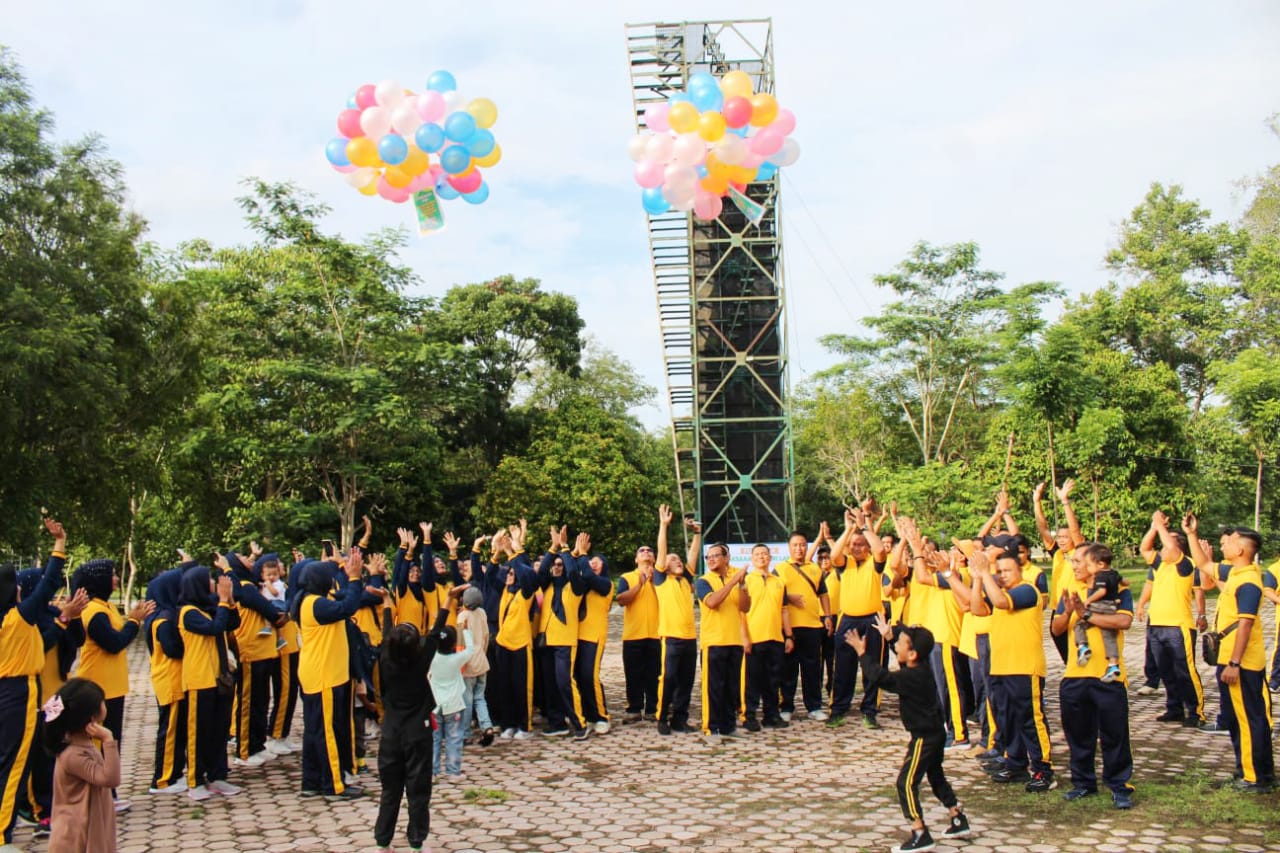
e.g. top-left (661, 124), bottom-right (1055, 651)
top-left (1227, 661), bottom-right (1241, 669)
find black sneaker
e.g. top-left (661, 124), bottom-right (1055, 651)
top-left (657, 721), bottom-right (672, 736)
top-left (1155, 711), bottom-right (1185, 723)
top-left (670, 721), bottom-right (692, 733)
top-left (1112, 789), bottom-right (1134, 809)
top-left (326, 786), bottom-right (364, 800)
top-left (943, 812), bottom-right (970, 838)
top-left (573, 727), bottom-right (591, 741)
top-left (33, 818), bottom-right (50, 839)
top-left (1232, 779), bottom-right (1276, 794)
top-left (891, 828), bottom-right (936, 852)
top-left (1062, 787), bottom-right (1095, 802)
top-left (973, 748), bottom-right (1001, 761)
top-left (744, 717), bottom-right (761, 732)
top-left (990, 767), bottom-right (1031, 784)
top-left (763, 717), bottom-right (790, 729)
top-left (479, 728), bottom-right (496, 746)
top-left (542, 727), bottom-right (569, 737)
top-left (1025, 771), bottom-right (1057, 793)
top-left (300, 789), bottom-right (323, 798)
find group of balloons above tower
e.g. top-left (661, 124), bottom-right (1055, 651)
top-left (322, 68), bottom-right (797, 230)
top-left (627, 70), bottom-right (800, 220)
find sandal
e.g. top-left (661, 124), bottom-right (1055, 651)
top-left (479, 727), bottom-right (496, 747)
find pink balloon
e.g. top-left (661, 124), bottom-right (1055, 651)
top-left (633, 159), bottom-right (665, 189)
top-left (644, 103), bottom-right (670, 133)
top-left (772, 108), bottom-right (797, 136)
top-left (748, 126), bottom-right (783, 156)
top-left (428, 164), bottom-right (445, 179)
top-left (722, 96), bottom-right (752, 128)
top-left (332, 164), bottom-right (357, 174)
top-left (388, 187), bottom-right (412, 203)
top-left (355, 84), bottom-right (377, 110)
top-left (693, 191), bottom-right (723, 221)
top-left (741, 152), bottom-right (764, 169)
top-left (376, 177), bottom-right (397, 200)
top-left (449, 169), bottom-right (483, 193)
top-left (337, 109), bottom-right (363, 139)
top-left (416, 91), bottom-right (446, 123)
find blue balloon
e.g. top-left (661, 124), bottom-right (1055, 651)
top-left (377, 134), bottom-right (409, 165)
top-left (440, 144), bottom-right (471, 175)
top-left (325, 138), bottom-right (351, 167)
top-left (668, 92), bottom-right (692, 106)
top-left (688, 71), bottom-right (718, 94)
top-left (729, 123), bottom-right (750, 137)
top-left (415, 123), bottom-right (446, 153)
top-left (462, 183), bottom-right (490, 205)
top-left (642, 187), bottom-right (670, 216)
top-left (346, 93), bottom-right (358, 109)
top-left (695, 165), bottom-right (709, 178)
top-left (465, 129), bottom-right (496, 158)
top-left (434, 176), bottom-right (460, 200)
top-left (426, 70), bottom-right (457, 92)
top-left (690, 84), bottom-right (723, 113)
top-left (444, 111), bottom-right (477, 143)
top-left (755, 161), bottom-right (778, 181)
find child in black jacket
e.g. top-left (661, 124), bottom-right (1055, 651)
top-left (848, 613), bottom-right (972, 853)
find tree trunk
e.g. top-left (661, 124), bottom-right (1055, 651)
top-left (1046, 421), bottom-right (1060, 528)
top-left (1091, 477), bottom-right (1101, 541)
top-left (122, 491), bottom-right (144, 610)
top-left (339, 472), bottom-right (357, 551)
top-left (1255, 450), bottom-right (1264, 532)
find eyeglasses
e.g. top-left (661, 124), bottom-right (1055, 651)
top-left (636, 547), bottom-right (654, 553)
top-left (553, 561), bottom-right (565, 567)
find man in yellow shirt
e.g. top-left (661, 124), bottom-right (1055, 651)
top-left (695, 544), bottom-right (749, 743)
top-left (615, 544), bottom-right (661, 723)
top-left (831, 508), bottom-right (889, 727)
top-left (1186, 515), bottom-right (1274, 791)
top-left (744, 544), bottom-right (792, 730)
top-left (1033, 481), bottom-right (1086, 666)
top-left (654, 505), bottom-right (701, 735)
top-left (778, 531), bottom-right (832, 722)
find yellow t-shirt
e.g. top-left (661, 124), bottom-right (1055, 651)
top-left (299, 595), bottom-right (351, 693)
top-left (778, 560), bottom-right (825, 628)
top-left (838, 557), bottom-right (885, 618)
top-left (1146, 552), bottom-right (1198, 630)
top-left (744, 571), bottom-right (786, 643)
top-left (496, 586), bottom-right (535, 651)
top-left (0, 607), bottom-right (45, 679)
top-left (1059, 574), bottom-right (1133, 683)
top-left (696, 572), bottom-right (743, 647)
top-left (78, 598), bottom-right (132, 699)
top-left (1212, 563), bottom-right (1266, 671)
top-left (654, 572), bottom-right (696, 640)
top-left (617, 569), bottom-right (660, 641)
top-left (987, 582), bottom-right (1047, 677)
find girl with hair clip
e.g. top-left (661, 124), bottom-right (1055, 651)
top-left (41, 677), bottom-right (120, 853)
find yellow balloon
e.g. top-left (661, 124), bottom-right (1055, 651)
top-left (383, 166), bottom-right (412, 189)
top-left (346, 137), bottom-right (380, 168)
top-left (728, 164), bottom-right (756, 184)
top-left (475, 144), bottom-right (502, 168)
top-left (700, 173), bottom-right (729, 195)
top-left (466, 97), bottom-right (499, 130)
top-left (357, 180), bottom-right (379, 196)
top-left (720, 70), bottom-right (753, 100)
top-left (402, 147), bottom-right (429, 176)
top-left (749, 93), bottom-right (778, 127)
top-left (668, 101), bottom-right (699, 134)
top-left (697, 111), bottom-right (726, 142)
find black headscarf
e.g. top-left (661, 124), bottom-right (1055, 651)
top-left (0, 563), bottom-right (22, 615)
top-left (178, 565), bottom-right (217, 613)
top-left (72, 559), bottom-right (115, 602)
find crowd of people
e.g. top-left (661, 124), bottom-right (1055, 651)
top-left (0, 478), bottom-right (1276, 853)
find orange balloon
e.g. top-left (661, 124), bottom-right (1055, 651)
top-left (728, 164), bottom-right (756, 184)
top-left (346, 137), bottom-right (380, 168)
top-left (720, 70), bottom-right (753, 100)
top-left (700, 173), bottom-right (730, 195)
top-left (697, 111), bottom-right (726, 142)
top-left (383, 166), bottom-right (412, 189)
top-left (475, 144), bottom-right (502, 168)
top-left (402, 148), bottom-right (430, 176)
top-left (668, 101), bottom-right (699, 134)
top-left (749, 93), bottom-right (779, 127)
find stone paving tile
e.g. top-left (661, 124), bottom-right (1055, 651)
top-left (7, 603), bottom-right (1278, 852)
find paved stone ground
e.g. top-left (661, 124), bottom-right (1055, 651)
top-left (10, 607), bottom-right (1278, 853)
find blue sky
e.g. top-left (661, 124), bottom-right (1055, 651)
top-left (7, 1), bottom-right (1279, 429)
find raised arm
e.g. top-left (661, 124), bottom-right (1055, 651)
top-left (1057, 479), bottom-right (1086, 547)
top-left (656, 505), bottom-right (673, 573)
top-left (685, 518), bottom-right (702, 572)
top-left (977, 492), bottom-right (1007, 540)
top-left (1032, 482), bottom-right (1054, 550)
top-left (1138, 513), bottom-right (1162, 564)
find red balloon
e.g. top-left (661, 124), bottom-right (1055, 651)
top-left (722, 96), bottom-right (753, 129)
top-left (355, 84), bottom-right (377, 110)
top-left (448, 169), bottom-right (483, 193)
top-left (337, 109), bottom-right (363, 139)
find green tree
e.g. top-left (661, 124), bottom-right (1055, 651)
top-left (1211, 349), bottom-right (1280, 531)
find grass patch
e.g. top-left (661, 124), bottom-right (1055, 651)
top-left (462, 786), bottom-right (509, 805)
top-left (960, 767), bottom-right (1279, 844)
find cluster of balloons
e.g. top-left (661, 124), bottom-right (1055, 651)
top-left (626, 70), bottom-right (800, 220)
top-left (325, 71), bottom-right (501, 206)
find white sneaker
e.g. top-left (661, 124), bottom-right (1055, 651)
top-left (233, 753), bottom-right (266, 768)
top-left (148, 781), bottom-right (187, 794)
top-left (343, 771), bottom-right (360, 786)
top-left (594, 720), bottom-right (611, 735)
top-left (1136, 685), bottom-right (1159, 696)
top-left (265, 738), bottom-right (294, 755)
top-left (208, 780), bottom-right (241, 796)
top-left (187, 785), bottom-right (213, 801)
top-left (285, 737), bottom-right (303, 750)
top-left (703, 732), bottom-right (722, 746)
top-left (809, 710), bottom-right (830, 722)
top-left (512, 729), bottom-right (536, 740)
top-left (113, 799), bottom-right (132, 813)
top-left (500, 728), bottom-right (516, 739)
top-left (779, 711), bottom-right (792, 722)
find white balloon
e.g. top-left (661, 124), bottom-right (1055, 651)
top-left (359, 106), bottom-right (391, 140)
top-left (663, 182), bottom-right (696, 208)
top-left (672, 133), bottom-right (707, 167)
top-left (716, 134), bottom-right (748, 165)
top-left (442, 90), bottom-right (465, 114)
top-left (644, 133), bottom-right (675, 164)
top-left (770, 137), bottom-right (801, 167)
top-left (391, 103), bottom-right (423, 136)
top-left (344, 167), bottom-right (377, 188)
top-left (374, 79), bottom-right (404, 107)
top-left (627, 133), bottom-right (651, 162)
top-left (664, 164), bottom-right (698, 189)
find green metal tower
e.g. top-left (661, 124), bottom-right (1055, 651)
top-left (625, 19), bottom-right (795, 545)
